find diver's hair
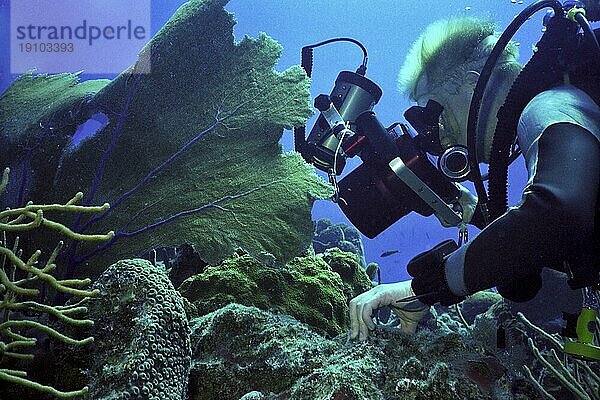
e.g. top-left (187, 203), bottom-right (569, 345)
top-left (398, 16), bottom-right (520, 100)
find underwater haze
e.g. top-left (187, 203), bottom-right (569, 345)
top-left (0, 0), bottom-right (544, 284)
top-left (2, 0), bottom-right (598, 399)
top-left (50, 0), bottom-right (529, 284)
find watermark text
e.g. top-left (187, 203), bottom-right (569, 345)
top-left (10, 0), bottom-right (151, 74)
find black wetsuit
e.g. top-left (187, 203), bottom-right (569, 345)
top-left (443, 85), bottom-right (600, 301)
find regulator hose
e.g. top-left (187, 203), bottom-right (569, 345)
top-left (573, 11), bottom-right (600, 58)
top-left (465, 0), bottom-right (563, 225)
top-left (488, 15), bottom-right (580, 220)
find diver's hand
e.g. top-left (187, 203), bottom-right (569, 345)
top-left (349, 280), bottom-right (430, 341)
top-left (435, 183), bottom-right (477, 228)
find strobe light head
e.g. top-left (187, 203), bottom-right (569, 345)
top-left (305, 71), bottom-right (383, 174)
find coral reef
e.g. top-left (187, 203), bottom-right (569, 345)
top-left (379, 327), bottom-right (508, 399)
top-left (184, 298), bottom-right (520, 400)
top-left (0, 167), bottom-right (113, 398)
top-left (393, 358), bottom-right (477, 400)
top-left (365, 262), bottom-right (380, 281)
top-left (187, 303), bottom-right (339, 400)
top-left (0, 0), bottom-right (331, 280)
top-left (466, 295), bottom-right (600, 400)
top-left (459, 290), bottom-right (503, 325)
top-left (321, 247), bottom-right (374, 301)
top-left (179, 249), bottom-right (371, 336)
top-left (86, 258), bottom-right (191, 400)
top-left (283, 342), bottom-right (385, 400)
top-left (3, 2), bottom-right (595, 400)
top-left (518, 312), bottom-right (600, 400)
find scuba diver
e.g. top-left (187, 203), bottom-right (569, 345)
top-left (347, 10), bottom-right (600, 340)
top-left (293, 0), bottom-right (600, 345)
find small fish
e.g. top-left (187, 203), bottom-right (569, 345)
top-left (380, 250), bottom-right (400, 258)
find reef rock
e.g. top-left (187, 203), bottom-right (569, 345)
top-left (187, 303), bottom-right (339, 400)
top-left (87, 259), bottom-right (191, 400)
top-left (179, 250), bottom-right (371, 336)
top-left (186, 301), bottom-right (522, 400)
top-left (380, 327), bottom-right (511, 400)
top-left (283, 342), bottom-right (384, 400)
top-left (459, 290), bottom-right (504, 325)
top-left (321, 247), bottom-right (374, 301)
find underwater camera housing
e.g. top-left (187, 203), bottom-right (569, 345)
top-left (297, 0), bottom-right (600, 238)
top-left (294, 43), bottom-right (464, 238)
top-left (334, 109), bottom-right (463, 238)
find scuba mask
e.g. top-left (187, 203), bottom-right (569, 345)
top-left (404, 99), bottom-right (471, 182)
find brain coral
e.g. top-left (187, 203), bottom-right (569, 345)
top-left (86, 259), bottom-right (191, 400)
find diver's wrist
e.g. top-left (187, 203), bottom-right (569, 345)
top-left (408, 240), bottom-right (466, 306)
top-left (444, 245), bottom-right (470, 296)
top-left (400, 284), bottom-right (429, 312)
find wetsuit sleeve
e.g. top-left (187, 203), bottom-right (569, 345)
top-left (444, 123), bottom-right (599, 300)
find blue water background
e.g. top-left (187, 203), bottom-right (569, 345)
top-left (0, 0), bottom-right (551, 283)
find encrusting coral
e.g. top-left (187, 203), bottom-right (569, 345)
top-left (179, 248), bottom-right (372, 337)
top-left (187, 303), bottom-right (340, 400)
top-left (0, 167), bottom-right (113, 398)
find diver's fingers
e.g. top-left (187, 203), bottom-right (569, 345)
top-left (349, 297), bottom-right (360, 340)
top-left (361, 302), bottom-right (376, 331)
top-left (403, 321), bottom-right (418, 334)
top-left (357, 301), bottom-right (376, 341)
top-left (357, 302), bottom-right (369, 341)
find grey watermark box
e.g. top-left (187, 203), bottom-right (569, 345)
top-left (10, 0), bottom-right (151, 74)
